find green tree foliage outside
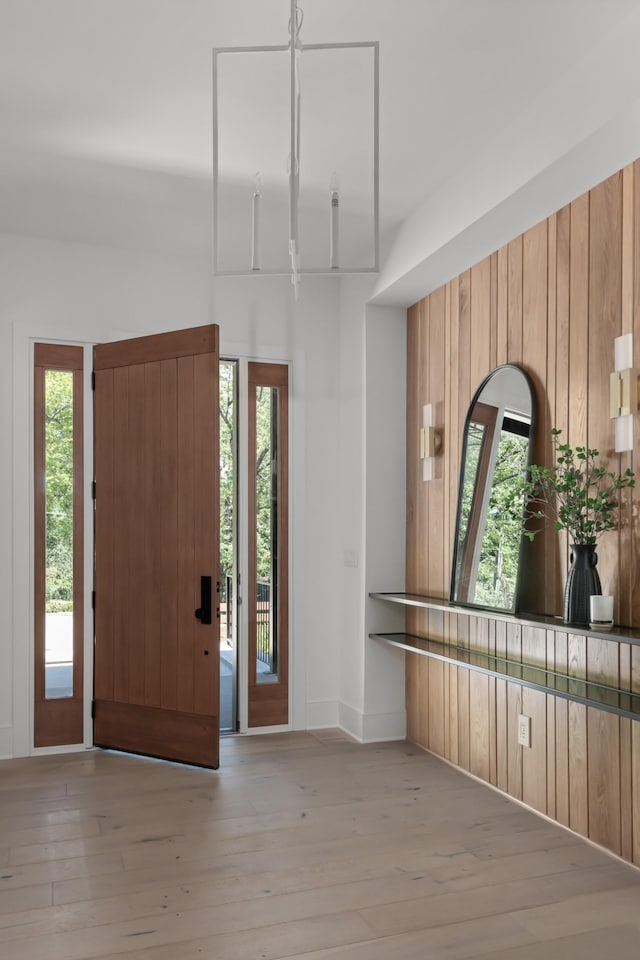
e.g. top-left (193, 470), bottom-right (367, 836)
top-left (255, 385), bottom-right (277, 584)
top-left (45, 370), bottom-right (74, 611)
top-left (219, 362), bottom-right (236, 583)
top-left (219, 365), bottom-right (277, 668)
top-left (219, 365), bottom-right (276, 587)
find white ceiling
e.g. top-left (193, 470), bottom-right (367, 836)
top-left (1, 0), bottom-right (638, 278)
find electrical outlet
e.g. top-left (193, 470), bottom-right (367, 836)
top-left (517, 714), bottom-right (531, 748)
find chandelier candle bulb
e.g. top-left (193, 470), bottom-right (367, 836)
top-left (329, 172), bottom-right (339, 269)
top-left (590, 594), bottom-right (614, 630)
top-left (251, 173), bottom-right (262, 270)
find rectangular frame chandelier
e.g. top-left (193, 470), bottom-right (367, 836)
top-left (213, 0), bottom-right (379, 293)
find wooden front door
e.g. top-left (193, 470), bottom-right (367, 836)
top-left (93, 325), bottom-right (220, 768)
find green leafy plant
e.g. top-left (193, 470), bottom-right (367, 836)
top-left (523, 429), bottom-right (635, 544)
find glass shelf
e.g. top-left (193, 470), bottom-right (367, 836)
top-left (369, 591), bottom-right (640, 646)
top-left (370, 631), bottom-right (640, 722)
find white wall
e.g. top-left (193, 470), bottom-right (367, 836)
top-left (363, 304), bottom-right (406, 741)
top-left (4, 234), bottom-right (218, 758)
top-left (1, 231), bottom-right (351, 757)
top-left (337, 277), bottom-right (407, 741)
top-left (213, 273), bottom-right (345, 732)
top-left (337, 276), bottom-right (368, 733)
top-left (373, 6), bottom-right (640, 307)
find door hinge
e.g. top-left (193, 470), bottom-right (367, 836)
top-left (91, 370), bottom-right (96, 390)
top-left (91, 700), bottom-right (96, 720)
top-left (91, 590), bottom-right (96, 610)
top-left (216, 580), bottom-right (220, 594)
top-left (91, 480), bottom-right (96, 500)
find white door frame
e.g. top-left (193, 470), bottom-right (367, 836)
top-left (12, 321), bottom-right (95, 757)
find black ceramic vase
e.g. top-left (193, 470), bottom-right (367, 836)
top-left (564, 544), bottom-right (601, 626)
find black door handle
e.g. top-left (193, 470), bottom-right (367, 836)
top-left (195, 575), bottom-right (212, 624)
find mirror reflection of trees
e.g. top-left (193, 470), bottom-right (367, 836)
top-left (474, 431), bottom-right (528, 608)
top-left (451, 365), bottom-right (534, 614)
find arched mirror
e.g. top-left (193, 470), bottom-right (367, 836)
top-left (451, 364), bottom-right (535, 613)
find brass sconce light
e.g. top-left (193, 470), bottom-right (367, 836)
top-left (420, 403), bottom-right (442, 481)
top-left (610, 368), bottom-right (636, 417)
top-left (610, 334), bottom-right (637, 452)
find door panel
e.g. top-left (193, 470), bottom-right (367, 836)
top-left (94, 326), bottom-right (219, 768)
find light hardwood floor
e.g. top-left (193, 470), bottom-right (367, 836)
top-left (1, 731), bottom-right (639, 959)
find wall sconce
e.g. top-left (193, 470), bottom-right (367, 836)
top-left (610, 368), bottom-right (636, 417)
top-left (420, 404), bottom-right (442, 481)
top-left (610, 334), bottom-right (637, 452)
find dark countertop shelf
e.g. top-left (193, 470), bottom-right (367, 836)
top-left (369, 591), bottom-right (640, 646)
top-left (370, 631), bottom-right (640, 722)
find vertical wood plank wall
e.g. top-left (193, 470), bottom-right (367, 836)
top-left (405, 161), bottom-right (640, 865)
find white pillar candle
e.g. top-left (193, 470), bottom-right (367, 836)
top-left (590, 594), bottom-right (614, 626)
top-left (251, 173), bottom-right (261, 271)
top-left (329, 171), bottom-right (339, 269)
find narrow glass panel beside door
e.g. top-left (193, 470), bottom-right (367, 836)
top-left (247, 361), bottom-right (288, 727)
top-left (34, 342), bottom-right (83, 747)
top-left (44, 369), bottom-right (75, 699)
top-left (255, 385), bottom-right (279, 684)
top-left (219, 359), bottom-right (238, 731)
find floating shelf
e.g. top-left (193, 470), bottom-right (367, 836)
top-left (369, 592), bottom-right (640, 722)
top-left (369, 591), bottom-right (640, 647)
top-left (370, 631), bottom-right (640, 721)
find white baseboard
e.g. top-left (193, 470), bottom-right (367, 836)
top-left (30, 743), bottom-right (93, 757)
top-left (338, 702), bottom-right (406, 744)
top-left (0, 708), bottom-right (406, 760)
top-left (338, 701), bottom-right (364, 741)
top-left (362, 709), bottom-right (406, 743)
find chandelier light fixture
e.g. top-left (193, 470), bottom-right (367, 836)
top-left (213, 0), bottom-right (379, 295)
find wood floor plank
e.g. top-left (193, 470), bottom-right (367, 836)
top-left (358, 862), bottom-right (640, 939)
top-left (277, 914), bottom-right (537, 960)
top-left (514, 883), bottom-right (640, 940)
top-left (472, 925), bottom-right (640, 960)
top-left (0, 883), bottom-right (52, 916)
top-left (1, 734), bottom-right (639, 960)
top-left (47, 838), bottom-right (607, 927)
